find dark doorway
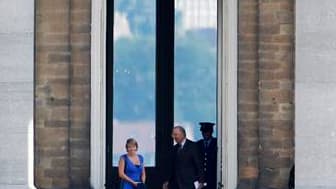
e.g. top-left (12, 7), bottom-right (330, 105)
top-left (105, 0), bottom-right (218, 188)
top-left (106, 0), bottom-right (174, 188)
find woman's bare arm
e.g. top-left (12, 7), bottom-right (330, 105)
top-left (141, 166), bottom-right (146, 183)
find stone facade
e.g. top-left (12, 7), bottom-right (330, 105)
top-left (238, 0), bottom-right (294, 189)
top-left (34, 0), bottom-right (295, 189)
top-left (35, 0), bottom-right (91, 188)
top-left (296, 0), bottom-right (336, 188)
top-left (0, 0), bottom-right (34, 188)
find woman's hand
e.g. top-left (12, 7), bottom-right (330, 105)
top-left (131, 181), bottom-right (138, 187)
top-left (162, 181), bottom-right (168, 189)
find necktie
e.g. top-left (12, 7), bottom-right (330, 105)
top-left (177, 143), bottom-right (183, 153)
top-left (205, 140), bottom-right (209, 149)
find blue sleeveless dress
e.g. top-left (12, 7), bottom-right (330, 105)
top-left (120, 154), bottom-right (144, 189)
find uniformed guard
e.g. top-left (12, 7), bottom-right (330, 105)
top-left (197, 122), bottom-right (217, 189)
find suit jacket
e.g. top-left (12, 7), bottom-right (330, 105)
top-left (197, 138), bottom-right (217, 189)
top-left (288, 165), bottom-right (294, 189)
top-left (168, 139), bottom-right (204, 189)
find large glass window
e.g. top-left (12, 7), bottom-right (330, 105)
top-left (112, 0), bottom-right (217, 166)
top-left (174, 0), bottom-right (217, 140)
top-left (113, 0), bottom-right (156, 166)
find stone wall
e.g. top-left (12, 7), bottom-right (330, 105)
top-left (0, 0), bottom-right (34, 188)
top-left (238, 0), bottom-right (295, 188)
top-left (238, 0), bottom-right (260, 187)
top-left (296, 0), bottom-right (336, 188)
top-left (35, 0), bottom-right (91, 188)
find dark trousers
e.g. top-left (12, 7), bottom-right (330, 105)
top-left (168, 182), bottom-right (180, 189)
top-left (204, 185), bottom-right (216, 189)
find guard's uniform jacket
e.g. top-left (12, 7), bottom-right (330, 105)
top-left (197, 137), bottom-right (217, 189)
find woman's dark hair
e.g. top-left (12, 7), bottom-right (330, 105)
top-left (125, 138), bottom-right (138, 150)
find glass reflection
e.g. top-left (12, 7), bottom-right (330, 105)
top-left (113, 0), bottom-right (156, 166)
top-left (174, 0), bottom-right (217, 140)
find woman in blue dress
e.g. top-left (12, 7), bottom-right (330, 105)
top-left (118, 138), bottom-right (146, 189)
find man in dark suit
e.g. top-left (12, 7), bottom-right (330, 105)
top-left (164, 126), bottom-right (205, 189)
top-left (288, 165), bottom-right (294, 189)
top-left (197, 122), bottom-right (217, 189)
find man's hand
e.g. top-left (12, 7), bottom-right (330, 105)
top-left (162, 181), bottom-right (168, 189)
top-left (197, 182), bottom-right (205, 189)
